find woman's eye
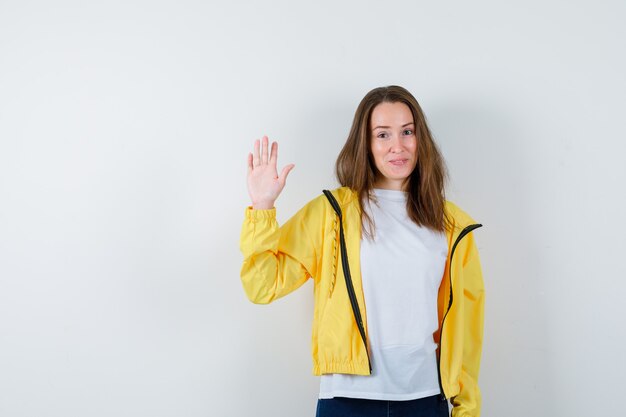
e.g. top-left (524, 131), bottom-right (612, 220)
top-left (403, 129), bottom-right (414, 135)
top-left (377, 132), bottom-right (388, 139)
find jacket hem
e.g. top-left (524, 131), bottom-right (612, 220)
top-left (312, 361), bottom-right (371, 376)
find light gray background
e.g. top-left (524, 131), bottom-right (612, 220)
top-left (1, 1), bottom-right (624, 416)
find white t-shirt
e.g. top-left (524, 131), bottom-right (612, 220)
top-left (319, 188), bottom-right (449, 400)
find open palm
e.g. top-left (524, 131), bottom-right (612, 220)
top-left (247, 135), bottom-right (295, 210)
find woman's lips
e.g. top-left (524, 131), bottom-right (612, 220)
top-left (389, 159), bottom-right (408, 166)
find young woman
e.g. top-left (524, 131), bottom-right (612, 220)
top-left (240, 86), bottom-right (485, 417)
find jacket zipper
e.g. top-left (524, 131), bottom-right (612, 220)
top-left (323, 190), bottom-right (373, 373)
top-left (437, 223), bottom-right (483, 400)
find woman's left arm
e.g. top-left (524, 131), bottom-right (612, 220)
top-left (451, 231), bottom-right (485, 417)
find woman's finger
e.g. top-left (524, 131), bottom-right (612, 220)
top-left (279, 164), bottom-right (295, 184)
top-left (261, 135), bottom-right (269, 165)
top-left (253, 139), bottom-right (260, 167)
top-left (247, 152), bottom-right (253, 173)
top-left (269, 141), bottom-right (278, 165)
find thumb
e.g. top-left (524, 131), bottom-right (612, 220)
top-left (279, 164), bottom-right (295, 184)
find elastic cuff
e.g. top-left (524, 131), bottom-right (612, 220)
top-left (245, 206), bottom-right (277, 221)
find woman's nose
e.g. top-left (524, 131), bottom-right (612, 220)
top-left (389, 135), bottom-right (403, 152)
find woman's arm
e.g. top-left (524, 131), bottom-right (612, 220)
top-left (239, 202), bottom-right (319, 304)
top-left (240, 135), bottom-right (317, 304)
top-left (451, 231), bottom-right (485, 417)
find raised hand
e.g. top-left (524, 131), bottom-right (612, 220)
top-left (247, 135), bottom-right (295, 210)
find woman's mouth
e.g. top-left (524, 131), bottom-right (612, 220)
top-left (389, 159), bottom-right (408, 166)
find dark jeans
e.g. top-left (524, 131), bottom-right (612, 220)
top-left (316, 394), bottom-right (449, 417)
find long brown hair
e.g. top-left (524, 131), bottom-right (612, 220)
top-left (335, 85), bottom-right (451, 237)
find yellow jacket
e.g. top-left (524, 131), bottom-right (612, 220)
top-left (240, 187), bottom-right (485, 417)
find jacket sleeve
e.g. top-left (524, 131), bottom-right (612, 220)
top-left (451, 230), bottom-right (485, 417)
top-left (239, 202), bottom-right (320, 304)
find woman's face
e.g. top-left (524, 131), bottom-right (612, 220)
top-left (369, 101), bottom-right (417, 191)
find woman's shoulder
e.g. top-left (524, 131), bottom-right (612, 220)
top-left (297, 186), bottom-right (358, 215)
top-left (327, 186), bottom-right (358, 205)
top-left (444, 200), bottom-right (478, 228)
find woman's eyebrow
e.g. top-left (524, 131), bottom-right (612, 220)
top-left (372, 122), bottom-right (415, 130)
